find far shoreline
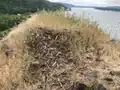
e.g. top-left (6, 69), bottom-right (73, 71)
top-left (70, 6), bottom-right (120, 12)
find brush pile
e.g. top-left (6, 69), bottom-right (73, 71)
top-left (24, 27), bottom-right (79, 89)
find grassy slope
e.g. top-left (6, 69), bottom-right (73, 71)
top-left (0, 11), bottom-right (120, 90)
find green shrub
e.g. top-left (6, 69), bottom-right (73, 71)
top-left (0, 14), bottom-right (30, 36)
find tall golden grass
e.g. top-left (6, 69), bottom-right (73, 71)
top-left (0, 11), bottom-right (120, 90)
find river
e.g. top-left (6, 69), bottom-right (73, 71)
top-left (68, 8), bottom-right (120, 40)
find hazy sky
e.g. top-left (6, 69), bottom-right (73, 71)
top-left (49, 0), bottom-right (120, 6)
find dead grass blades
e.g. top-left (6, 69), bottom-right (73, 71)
top-left (0, 11), bottom-right (119, 90)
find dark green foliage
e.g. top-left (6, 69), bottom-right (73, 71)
top-left (0, 0), bottom-right (67, 14)
top-left (0, 14), bottom-right (30, 37)
top-left (0, 0), bottom-right (67, 37)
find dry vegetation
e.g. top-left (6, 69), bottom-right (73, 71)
top-left (0, 11), bottom-right (120, 90)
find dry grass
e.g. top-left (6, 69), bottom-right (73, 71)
top-left (0, 11), bottom-right (120, 90)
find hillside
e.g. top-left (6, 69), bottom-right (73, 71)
top-left (0, 0), bottom-right (67, 14)
top-left (0, 0), bottom-right (68, 37)
top-left (0, 11), bottom-right (120, 90)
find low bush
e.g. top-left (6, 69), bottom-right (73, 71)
top-left (0, 14), bottom-right (30, 36)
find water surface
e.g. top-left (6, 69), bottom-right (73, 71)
top-left (69, 8), bottom-right (120, 40)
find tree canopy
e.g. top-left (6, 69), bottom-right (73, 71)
top-left (0, 0), bottom-right (67, 14)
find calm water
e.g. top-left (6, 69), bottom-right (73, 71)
top-left (68, 8), bottom-right (120, 40)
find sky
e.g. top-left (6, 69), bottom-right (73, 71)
top-left (49, 0), bottom-right (120, 6)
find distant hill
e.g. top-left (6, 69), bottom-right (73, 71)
top-left (57, 3), bottom-right (120, 12)
top-left (94, 6), bottom-right (120, 12)
top-left (0, 0), bottom-right (67, 14)
top-left (55, 2), bottom-right (75, 8)
top-left (54, 2), bottom-right (101, 9)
